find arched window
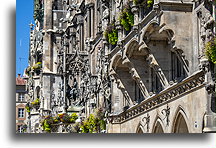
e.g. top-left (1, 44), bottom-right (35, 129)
top-left (137, 127), bottom-right (144, 133)
top-left (136, 124), bottom-right (144, 133)
top-left (153, 121), bottom-right (164, 133)
top-left (35, 86), bottom-right (40, 99)
top-left (171, 51), bottom-right (187, 82)
top-left (173, 113), bottom-right (189, 133)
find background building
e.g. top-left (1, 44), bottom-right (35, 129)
top-left (16, 74), bottom-right (28, 133)
top-left (24, 0), bottom-right (215, 133)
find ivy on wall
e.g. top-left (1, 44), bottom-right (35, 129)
top-left (104, 24), bottom-right (118, 45)
top-left (133, 0), bottom-right (154, 7)
top-left (119, 4), bottom-right (134, 31)
top-left (205, 38), bottom-right (216, 64)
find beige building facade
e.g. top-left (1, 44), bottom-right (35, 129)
top-left (25, 0), bottom-right (215, 133)
top-left (16, 74), bottom-right (28, 133)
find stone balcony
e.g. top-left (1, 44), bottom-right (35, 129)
top-left (109, 70), bottom-right (205, 124)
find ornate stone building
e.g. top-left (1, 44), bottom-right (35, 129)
top-left (25, 0), bottom-right (215, 133)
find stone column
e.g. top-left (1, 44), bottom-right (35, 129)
top-left (110, 69), bottom-right (133, 106)
top-left (173, 49), bottom-right (189, 75)
top-left (116, 21), bottom-right (123, 47)
top-left (146, 54), bottom-right (169, 88)
top-left (77, 16), bottom-right (84, 51)
top-left (103, 39), bottom-right (109, 74)
top-left (202, 60), bottom-right (216, 133)
top-left (63, 38), bottom-right (67, 113)
top-left (90, 4), bottom-right (94, 39)
top-left (122, 57), bottom-right (150, 99)
top-left (43, 0), bottom-right (53, 71)
top-left (214, 1), bottom-right (216, 35)
top-left (87, 6), bottom-right (90, 39)
top-left (131, 4), bottom-right (139, 30)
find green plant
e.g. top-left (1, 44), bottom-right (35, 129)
top-left (205, 38), bottom-right (216, 64)
top-left (119, 4), bottom-right (134, 31)
top-left (104, 24), bottom-right (118, 45)
top-left (25, 103), bottom-right (31, 113)
top-left (41, 116), bottom-right (53, 132)
top-left (31, 98), bottom-right (40, 106)
top-left (133, 0), bottom-right (153, 7)
top-left (32, 62), bottom-right (42, 70)
top-left (57, 113), bottom-right (78, 123)
top-left (80, 109), bottom-right (106, 133)
top-left (70, 113), bottom-right (78, 123)
top-left (80, 114), bottom-right (96, 133)
top-left (41, 113), bottom-right (80, 133)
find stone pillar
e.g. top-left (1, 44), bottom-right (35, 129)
top-left (43, 0), bottom-right (53, 71)
top-left (173, 49), bottom-right (189, 75)
top-left (131, 4), bottom-right (139, 30)
top-left (110, 69), bottom-right (134, 106)
top-left (63, 38), bottom-right (67, 113)
top-left (122, 57), bottom-right (150, 99)
top-left (116, 21), bottom-right (123, 47)
top-left (202, 59), bottom-right (216, 133)
top-left (146, 54), bottom-right (169, 88)
top-left (87, 6), bottom-right (90, 39)
top-left (44, 0), bottom-right (53, 30)
top-left (214, 1), bottom-right (216, 35)
top-left (77, 16), bottom-right (84, 51)
top-left (103, 39), bottom-right (109, 74)
top-left (90, 4), bottom-right (94, 39)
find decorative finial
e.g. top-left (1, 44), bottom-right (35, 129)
top-left (29, 22), bottom-right (34, 30)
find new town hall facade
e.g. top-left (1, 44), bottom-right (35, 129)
top-left (24, 0), bottom-right (215, 133)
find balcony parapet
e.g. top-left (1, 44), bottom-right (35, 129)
top-left (108, 5), bottom-right (156, 60)
top-left (109, 70), bottom-right (205, 124)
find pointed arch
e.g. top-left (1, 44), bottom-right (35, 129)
top-left (124, 38), bottom-right (139, 58)
top-left (172, 106), bottom-right (189, 133)
top-left (136, 123), bottom-right (145, 133)
top-left (35, 86), bottom-right (40, 99)
top-left (152, 116), bottom-right (165, 133)
top-left (140, 21), bottom-right (160, 44)
top-left (109, 53), bottom-right (123, 71)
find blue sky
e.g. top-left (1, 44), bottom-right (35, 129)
top-left (16, 0), bottom-right (34, 77)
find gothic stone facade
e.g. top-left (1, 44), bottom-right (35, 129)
top-left (25, 0), bottom-right (215, 133)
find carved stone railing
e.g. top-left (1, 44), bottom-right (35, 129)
top-left (109, 70), bottom-right (205, 124)
top-left (49, 123), bottom-right (79, 133)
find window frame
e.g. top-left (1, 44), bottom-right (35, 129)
top-left (18, 108), bottom-right (25, 118)
top-left (18, 93), bottom-right (25, 102)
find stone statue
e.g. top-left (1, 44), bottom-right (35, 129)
top-left (35, 20), bottom-right (40, 31)
top-left (102, 4), bottom-right (109, 31)
top-left (70, 78), bottom-right (79, 103)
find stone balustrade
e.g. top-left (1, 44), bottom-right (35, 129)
top-left (109, 70), bottom-right (205, 124)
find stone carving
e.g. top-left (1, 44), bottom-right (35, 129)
top-left (140, 113), bottom-right (150, 133)
top-left (111, 71), bottom-right (205, 123)
top-left (161, 105), bottom-right (170, 126)
top-left (34, 0), bottom-right (43, 22)
top-left (198, 3), bottom-right (215, 59)
top-left (146, 54), bottom-right (169, 88)
top-left (102, 3), bottom-right (110, 31)
top-left (70, 78), bottom-right (79, 102)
